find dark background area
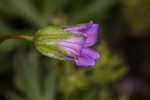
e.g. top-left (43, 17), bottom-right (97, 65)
top-left (0, 0), bottom-right (150, 100)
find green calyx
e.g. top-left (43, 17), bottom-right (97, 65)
top-left (33, 26), bottom-right (82, 60)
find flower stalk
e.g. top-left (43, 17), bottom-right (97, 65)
top-left (0, 34), bottom-right (33, 44)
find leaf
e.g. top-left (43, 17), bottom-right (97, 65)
top-left (8, 92), bottom-right (25, 100)
top-left (0, 1), bottom-right (17, 15)
top-left (81, 89), bottom-right (98, 100)
top-left (10, 0), bottom-right (44, 27)
top-left (42, 0), bottom-right (69, 14)
top-left (70, 0), bottom-right (117, 23)
top-left (17, 56), bottom-right (41, 100)
top-left (98, 88), bottom-right (112, 100)
top-left (43, 67), bottom-right (56, 100)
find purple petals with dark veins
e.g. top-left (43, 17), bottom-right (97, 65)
top-left (59, 20), bottom-right (100, 67)
top-left (64, 20), bottom-right (99, 47)
top-left (75, 56), bottom-right (95, 66)
top-left (64, 21), bottom-right (92, 34)
top-left (56, 37), bottom-right (86, 56)
top-left (81, 48), bottom-right (100, 59)
top-left (74, 48), bottom-right (99, 67)
top-left (84, 23), bottom-right (99, 47)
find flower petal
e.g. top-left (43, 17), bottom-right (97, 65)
top-left (56, 37), bottom-right (85, 56)
top-left (64, 20), bottom-right (99, 47)
top-left (63, 56), bottom-right (74, 60)
top-left (81, 48), bottom-right (100, 59)
top-left (75, 56), bottom-right (95, 67)
top-left (84, 23), bottom-right (99, 47)
top-left (64, 20), bottom-right (93, 34)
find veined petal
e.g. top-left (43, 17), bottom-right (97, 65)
top-left (75, 56), bottom-right (95, 67)
top-left (63, 56), bottom-right (74, 60)
top-left (64, 20), bottom-right (99, 47)
top-left (81, 48), bottom-right (100, 59)
top-left (84, 23), bottom-right (99, 47)
top-left (56, 37), bottom-right (85, 56)
top-left (64, 21), bottom-right (93, 34)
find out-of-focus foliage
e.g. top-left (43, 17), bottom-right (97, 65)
top-left (58, 42), bottom-right (127, 100)
top-left (0, 0), bottom-right (149, 100)
top-left (122, 0), bottom-right (150, 34)
top-left (7, 41), bottom-right (127, 100)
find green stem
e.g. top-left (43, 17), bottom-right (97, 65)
top-left (0, 34), bottom-right (33, 44)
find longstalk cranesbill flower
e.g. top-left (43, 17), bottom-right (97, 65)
top-left (34, 20), bottom-right (100, 67)
top-left (0, 20), bottom-right (99, 67)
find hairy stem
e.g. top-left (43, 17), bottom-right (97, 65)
top-left (0, 34), bottom-right (33, 44)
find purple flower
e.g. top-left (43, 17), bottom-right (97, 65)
top-left (55, 20), bottom-right (100, 67)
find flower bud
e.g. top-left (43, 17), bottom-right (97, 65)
top-left (33, 20), bottom-right (100, 67)
top-left (33, 26), bottom-right (82, 60)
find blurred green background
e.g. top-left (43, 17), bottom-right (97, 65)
top-left (0, 0), bottom-right (150, 100)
